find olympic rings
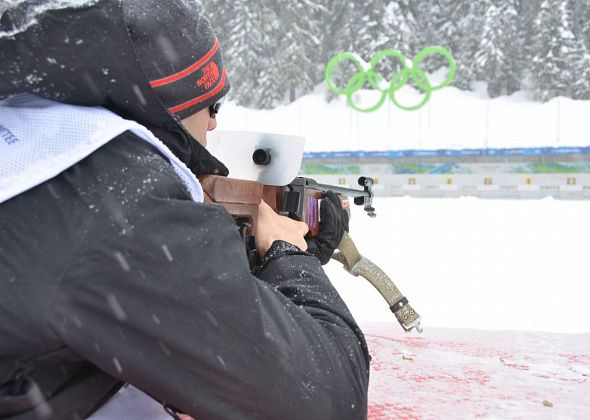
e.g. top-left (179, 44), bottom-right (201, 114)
top-left (324, 46), bottom-right (456, 112)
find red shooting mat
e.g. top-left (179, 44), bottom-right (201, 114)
top-left (96, 323), bottom-right (589, 419)
top-left (363, 322), bottom-right (590, 419)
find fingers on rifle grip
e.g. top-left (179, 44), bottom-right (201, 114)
top-left (320, 193), bottom-right (337, 227)
top-left (342, 207), bottom-right (350, 232)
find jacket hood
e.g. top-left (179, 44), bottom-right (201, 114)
top-left (0, 0), bottom-right (228, 176)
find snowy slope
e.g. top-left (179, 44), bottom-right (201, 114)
top-left (218, 80), bottom-right (590, 152)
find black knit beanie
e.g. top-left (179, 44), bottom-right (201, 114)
top-left (124, 0), bottom-right (230, 120)
top-left (1, 0), bottom-right (230, 175)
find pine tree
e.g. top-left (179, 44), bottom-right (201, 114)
top-left (450, 0), bottom-right (488, 90)
top-left (569, 52), bottom-right (590, 99)
top-left (202, 0), bottom-right (588, 107)
top-left (351, 2), bottom-right (394, 57)
top-left (530, 0), bottom-right (588, 100)
top-left (270, 0), bottom-right (326, 104)
top-left (202, 1), bottom-right (280, 107)
top-left (518, 0), bottom-right (541, 91)
top-left (381, 1), bottom-right (416, 63)
top-left (316, 0), bottom-right (359, 102)
top-left (316, 0), bottom-right (355, 61)
top-left (205, 0), bottom-right (328, 108)
top-left (200, 0), bottom-right (236, 47)
top-left (332, 1), bottom-right (417, 91)
top-left (567, 0), bottom-right (590, 99)
top-left (569, 0), bottom-right (590, 51)
top-left (475, 0), bottom-right (523, 97)
top-left (409, 0), bottom-right (485, 89)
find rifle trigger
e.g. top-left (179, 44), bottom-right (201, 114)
top-left (280, 191), bottom-right (302, 218)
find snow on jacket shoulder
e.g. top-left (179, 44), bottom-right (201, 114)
top-left (0, 131), bottom-right (369, 420)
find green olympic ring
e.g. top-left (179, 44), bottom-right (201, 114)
top-left (324, 46), bottom-right (456, 112)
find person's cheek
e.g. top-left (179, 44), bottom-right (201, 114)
top-left (207, 116), bottom-right (217, 131)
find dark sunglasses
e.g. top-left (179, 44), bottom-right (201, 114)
top-left (209, 97), bottom-right (225, 117)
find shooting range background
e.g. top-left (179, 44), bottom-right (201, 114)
top-left (216, 82), bottom-right (590, 335)
top-left (204, 0), bottom-right (590, 337)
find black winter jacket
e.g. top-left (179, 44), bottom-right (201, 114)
top-left (0, 132), bottom-right (369, 419)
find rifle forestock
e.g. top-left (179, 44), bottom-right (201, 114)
top-left (198, 175), bottom-right (373, 236)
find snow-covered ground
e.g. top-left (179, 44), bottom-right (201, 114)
top-left (216, 85), bottom-right (590, 335)
top-left (328, 197), bottom-right (590, 334)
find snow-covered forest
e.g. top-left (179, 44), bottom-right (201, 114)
top-left (200, 0), bottom-right (590, 108)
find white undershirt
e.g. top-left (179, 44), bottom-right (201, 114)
top-left (89, 385), bottom-right (172, 420)
top-left (0, 93), bottom-right (203, 204)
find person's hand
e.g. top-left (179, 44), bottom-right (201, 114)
top-left (305, 190), bottom-right (349, 265)
top-left (256, 199), bottom-right (309, 257)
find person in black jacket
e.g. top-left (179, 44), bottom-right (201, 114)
top-left (0, 1), bottom-right (370, 419)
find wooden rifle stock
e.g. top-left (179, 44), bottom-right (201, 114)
top-left (199, 175), bottom-right (281, 236)
top-left (198, 175), bottom-right (374, 237)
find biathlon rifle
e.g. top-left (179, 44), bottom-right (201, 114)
top-left (198, 171), bottom-right (422, 334)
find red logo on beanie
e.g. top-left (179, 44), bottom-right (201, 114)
top-left (197, 62), bottom-right (220, 90)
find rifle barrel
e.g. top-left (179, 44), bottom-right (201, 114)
top-left (311, 182), bottom-right (371, 199)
